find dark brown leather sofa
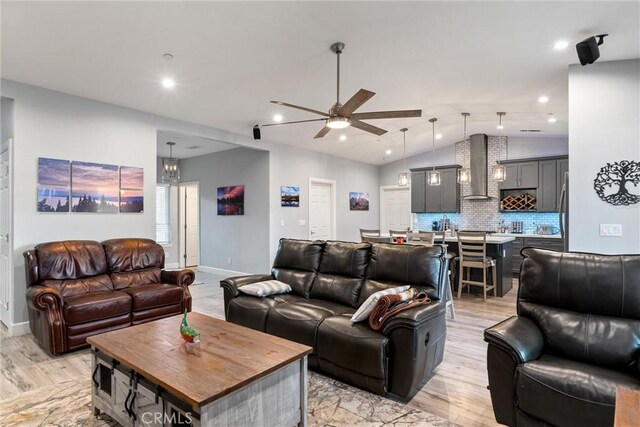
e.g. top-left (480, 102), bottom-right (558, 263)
top-left (221, 238), bottom-right (449, 399)
top-left (484, 248), bottom-right (640, 427)
top-left (25, 238), bottom-right (195, 355)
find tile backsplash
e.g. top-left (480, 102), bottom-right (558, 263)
top-left (414, 136), bottom-right (560, 234)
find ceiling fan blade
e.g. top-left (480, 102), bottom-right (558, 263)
top-left (351, 109), bottom-right (423, 120)
top-left (314, 126), bottom-right (332, 139)
top-left (350, 119), bottom-right (387, 136)
top-left (271, 101), bottom-right (330, 117)
top-left (339, 89), bottom-right (376, 116)
top-left (262, 118), bottom-right (326, 127)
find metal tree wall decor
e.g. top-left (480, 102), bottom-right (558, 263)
top-left (593, 160), bottom-right (640, 206)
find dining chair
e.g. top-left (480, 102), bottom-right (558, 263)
top-left (359, 228), bottom-right (381, 238)
top-left (456, 231), bottom-right (496, 301)
top-left (361, 236), bottom-right (392, 243)
top-left (388, 229), bottom-right (409, 237)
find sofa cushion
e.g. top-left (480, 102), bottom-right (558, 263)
top-left (123, 283), bottom-right (183, 311)
top-left (266, 301), bottom-right (351, 349)
top-left (102, 238), bottom-right (165, 272)
top-left (515, 355), bottom-right (640, 427)
top-left (111, 268), bottom-right (162, 290)
top-left (365, 244), bottom-right (445, 301)
top-left (36, 240), bottom-right (107, 281)
top-left (63, 291), bottom-right (131, 324)
top-left (318, 314), bottom-right (389, 379)
top-left (271, 239), bottom-right (324, 298)
top-left (42, 274), bottom-right (114, 298)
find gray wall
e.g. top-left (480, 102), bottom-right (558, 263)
top-left (180, 147), bottom-right (270, 273)
top-left (568, 59), bottom-right (640, 253)
top-left (507, 136), bottom-right (568, 159)
top-left (1, 97), bottom-right (14, 142)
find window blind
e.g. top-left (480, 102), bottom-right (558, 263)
top-left (156, 185), bottom-right (171, 244)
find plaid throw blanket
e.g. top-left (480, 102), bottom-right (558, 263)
top-left (368, 288), bottom-right (431, 331)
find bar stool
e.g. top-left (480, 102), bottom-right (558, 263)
top-left (456, 231), bottom-right (496, 301)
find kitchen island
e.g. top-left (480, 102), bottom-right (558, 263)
top-left (443, 234), bottom-right (515, 297)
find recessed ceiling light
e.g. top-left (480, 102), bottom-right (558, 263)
top-left (339, 135), bottom-right (347, 141)
top-left (436, 133), bottom-right (443, 140)
top-left (548, 116), bottom-right (557, 123)
top-left (162, 53), bottom-right (174, 60)
top-left (385, 149), bottom-right (392, 155)
top-left (497, 125), bottom-right (504, 130)
top-left (553, 40), bottom-right (569, 50)
top-left (273, 114), bottom-right (283, 122)
top-left (538, 95), bottom-right (549, 103)
top-left (162, 78), bottom-right (175, 89)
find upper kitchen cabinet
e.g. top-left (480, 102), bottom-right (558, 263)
top-left (410, 166), bottom-right (460, 213)
top-left (537, 160), bottom-right (558, 212)
top-left (500, 161), bottom-right (539, 190)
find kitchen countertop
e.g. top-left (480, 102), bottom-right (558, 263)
top-left (491, 233), bottom-right (562, 239)
top-left (444, 235), bottom-right (515, 244)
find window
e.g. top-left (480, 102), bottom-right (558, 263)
top-left (156, 185), bottom-right (171, 244)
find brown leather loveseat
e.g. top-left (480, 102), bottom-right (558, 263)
top-left (25, 238), bottom-right (195, 355)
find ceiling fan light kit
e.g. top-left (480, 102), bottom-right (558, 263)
top-left (266, 42), bottom-right (421, 139)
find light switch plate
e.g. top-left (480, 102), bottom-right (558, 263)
top-left (600, 224), bottom-right (622, 236)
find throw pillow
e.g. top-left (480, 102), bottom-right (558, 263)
top-left (350, 285), bottom-right (410, 322)
top-left (238, 280), bottom-right (292, 298)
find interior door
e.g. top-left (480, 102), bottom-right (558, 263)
top-left (381, 187), bottom-right (411, 234)
top-left (309, 182), bottom-right (332, 240)
top-left (0, 139), bottom-right (12, 328)
top-left (183, 185), bottom-right (199, 268)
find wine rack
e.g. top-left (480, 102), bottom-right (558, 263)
top-left (501, 193), bottom-right (537, 211)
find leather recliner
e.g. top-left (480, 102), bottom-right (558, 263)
top-left (484, 248), bottom-right (640, 427)
top-left (221, 238), bottom-right (449, 398)
top-left (25, 238), bottom-right (195, 355)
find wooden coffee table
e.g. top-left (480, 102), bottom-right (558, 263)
top-left (87, 312), bottom-right (312, 426)
top-left (615, 388), bottom-right (640, 427)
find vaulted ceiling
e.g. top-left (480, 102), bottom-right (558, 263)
top-left (2, 1), bottom-right (638, 164)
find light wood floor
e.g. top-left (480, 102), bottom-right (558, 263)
top-left (0, 271), bottom-right (516, 426)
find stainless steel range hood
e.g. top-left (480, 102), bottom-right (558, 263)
top-left (463, 134), bottom-right (492, 200)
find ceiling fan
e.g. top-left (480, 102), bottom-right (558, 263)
top-left (263, 42), bottom-right (422, 139)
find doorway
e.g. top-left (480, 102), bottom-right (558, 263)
top-left (179, 182), bottom-right (199, 269)
top-left (309, 178), bottom-right (336, 240)
top-left (0, 138), bottom-right (13, 328)
top-left (379, 185), bottom-right (411, 234)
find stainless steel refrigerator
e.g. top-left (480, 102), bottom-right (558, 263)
top-left (559, 172), bottom-right (569, 251)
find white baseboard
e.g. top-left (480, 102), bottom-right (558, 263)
top-left (165, 262), bottom-right (180, 269)
top-left (198, 265), bottom-right (249, 277)
top-left (9, 321), bottom-right (31, 336)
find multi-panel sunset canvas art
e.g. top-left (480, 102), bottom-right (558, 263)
top-left (71, 161), bottom-right (119, 213)
top-left (120, 166), bottom-right (144, 213)
top-left (37, 158), bottom-right (70, 212)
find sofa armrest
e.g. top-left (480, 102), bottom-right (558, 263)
top-left (484, 316), bottom-right (544, 364)
top-left (220, 274), bottom-right (274, 298)
top-left (380, 301), bottom-right (445, 335)
top-left (27, 285), bottom-right (64, 311)
top-left (161, 269), bottom-right (196, 287)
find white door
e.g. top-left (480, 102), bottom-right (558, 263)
top-left (309, 180), bottom-right (334, 240)
top-left (0, 139), bottom-right (12, 327)
top-left (180, 184), bottom-right (199, 268)
top-left (380, 187), bottom-right (411, 234)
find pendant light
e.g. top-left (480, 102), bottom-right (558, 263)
top-left (427, 118), bottom-right (441, 186)
top-left (162, 142), bottom-right (180, 184)
top-left (492, 112), bottom-right (506, 182)
top-left (398, 128), bottom-right (410, 187)
top-left (457, 113), bottom-right (471, 184)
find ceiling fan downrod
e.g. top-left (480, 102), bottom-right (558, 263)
top-left (330, 42), bottom-right (345, 109)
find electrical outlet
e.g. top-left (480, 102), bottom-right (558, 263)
top-left (227, 257), bottom-right (232, 265)
top-left (600, 224), bottom-right (622, 236)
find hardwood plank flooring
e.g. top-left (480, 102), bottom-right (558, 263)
top-left (0, 271), bottom-right (517, 426)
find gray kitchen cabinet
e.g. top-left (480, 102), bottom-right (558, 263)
top-left (410, 170), bottom-right (426, 213)
top-left (537, 160), bottom-right (558, 212)
top-left (511, 236), bottom-right (564, 274)
top-left (500, 161), bottom-right (539, 190)
top-left (410, 167), bottom-right (460, 213)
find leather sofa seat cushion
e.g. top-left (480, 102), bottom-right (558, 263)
top-left (266, 301), bottom-right (350, 349)
top-left (42, 274), bottom-right (114, 298)
top-left (63, 291), bottom-right (131, 325)
top-left (102, 238), bottom-right (165, 272)
top-left (271, 268), bottom-right (316, 298)
top-left (367, 244), bottom-right (445, 300)
top-left (123, 284), bottom-right (183, 311)
top-left (515, 355), bottom-right (640, 427)
top-left (227, 295), bottom-right (281, 331)
top-left (317, 314), bottom-right (389, 379)
top-left (111, 268), bottom-right (161, 289)
top-left (36, 240), bottom-right (107, 280)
